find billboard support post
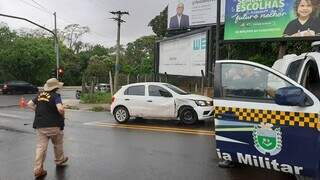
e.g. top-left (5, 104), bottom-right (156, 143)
top-left (215, 0), bottom-right (221, 62)
top-left (207, 26), bottom-right (214, 87)
top-left (201, 70), bottom-right (205, 95)
top-left (154, 42), bottom-right (160, 82)
top-left (213, 0), bottom-right (221, 97)
top-left (278, 41), bottom-right (288, 59)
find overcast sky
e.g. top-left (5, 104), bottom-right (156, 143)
top-left (0, 0), bottom-right (168, 47)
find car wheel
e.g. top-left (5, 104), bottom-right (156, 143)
top-left (114, 106), bottom-right (130, 124)
top-left (180, 108), bottom-right (198, 125)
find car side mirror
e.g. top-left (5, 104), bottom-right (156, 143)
top-left (275, 87), bottom-right (311, 107)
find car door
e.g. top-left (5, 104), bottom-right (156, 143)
top-left (143, 85), bottom-right (175, 118)
top-left (123, 85), bottom-right (147, 117)
top-left (214, 61), bottom-right (320, 178)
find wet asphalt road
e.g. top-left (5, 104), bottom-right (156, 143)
top-left (0, 93), bottom-right (295, 180)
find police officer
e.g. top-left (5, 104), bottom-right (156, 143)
top-left (28, 78), bottom-right (68, 178)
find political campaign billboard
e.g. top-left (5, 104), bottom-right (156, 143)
top-left (168, 0), bottom-right (225, 29)
top-left (159, 31), bottom-right (207, 76)
top-left (224, 0), bottom-right (320, 40)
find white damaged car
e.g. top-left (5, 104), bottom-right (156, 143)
top-left (111, 82), bottom-right (214, 124)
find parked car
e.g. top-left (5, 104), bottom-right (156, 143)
top-left (111, 82), bottom-right (213, 125)
top-left (0, 83), bottom-right (3, 93)
top-left (2, 81), bottom-right (38, 94)
top-left (95, 83), bottom-right (111, 92)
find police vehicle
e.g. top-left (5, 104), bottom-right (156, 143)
top-left (214, 43), bottom-right (320, 179)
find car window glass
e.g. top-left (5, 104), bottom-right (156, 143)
top-left (286, 59), bottom-right (303, 81)
top-left (163, 84), bottom-right (189, 95)
top-left (302, 61), bottom-right (320, 100)
top-left (221, 63), bottom-right (293, 100)
top-left (124, 85), bottom-right (145, 96)
top-left (149, 85), bottom-right (172, 97)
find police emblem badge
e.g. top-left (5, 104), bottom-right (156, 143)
top-left (253, 123), bottom-right (282, 156)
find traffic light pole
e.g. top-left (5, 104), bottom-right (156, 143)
top-left (54, 12), bottom-right (60, 80)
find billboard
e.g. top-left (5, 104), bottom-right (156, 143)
top-left (168, 0), bottom-right (225, 29)
top-left (159, 32), bottom-right (207, 77)
top-left (224, 0), bottom-right (320, 40)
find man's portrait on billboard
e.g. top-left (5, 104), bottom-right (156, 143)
top-left (169, 2), bottom-right (190, 29)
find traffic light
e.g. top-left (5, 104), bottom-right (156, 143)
top-left (58, 67), bottom-right (64, 77)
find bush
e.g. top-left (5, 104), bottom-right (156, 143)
top-left (80, 92), bottom-right (112, 104)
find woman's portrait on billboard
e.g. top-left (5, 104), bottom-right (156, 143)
top-left (283, 0), bottom-right (320, 37)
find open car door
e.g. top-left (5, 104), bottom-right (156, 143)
top-left (214, 60), bottom-right (320, 178)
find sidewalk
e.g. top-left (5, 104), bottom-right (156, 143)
top-left (63, 99), bottom-right (111, 112)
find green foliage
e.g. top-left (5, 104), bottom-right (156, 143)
top-left (0, 26), bottom-right (56, 85)
top-left (60, 48), bottom-right (82, 85)
top-left (0, 24), bottom-right (112, 86)
top-left (222, 42), bottom-right (279, 67)
top-left (80, 92), bottom-right (112, 104)
top-left (78, 45), bottom-right (111, 72)
top-left (148, 6), bottom-right (168, 38)
top-left (123, 35), bottom-right (157, 75)
top-left (85, 55), bottom-right (113, 79)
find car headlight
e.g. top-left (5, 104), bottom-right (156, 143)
top-left (194, 100), bottom-right (208, 106)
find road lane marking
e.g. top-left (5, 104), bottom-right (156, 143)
top-left (84, 122), bottom-right (215, 136)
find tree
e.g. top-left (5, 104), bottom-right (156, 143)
top-left (62, 24), bottom-right (90, 53)
top-left (59, 46), bottom-right (82, 85)
top-left (85, 55), bottom-right (113, 79)
top-left (0, 34), bottom-right (55, 85)
top-left (148, 6), bottom-right (168, 38)
top-left (78, 44), bottom-right (111, 72)
top-left (123, 35), bottom-right (156, 75)
top-left (16, 27), bottom-right (51, 38)
top-left (84, 55), bottom-right (113, 92)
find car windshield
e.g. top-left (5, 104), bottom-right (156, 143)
top-left (164, 84), bottom-right (190, 95)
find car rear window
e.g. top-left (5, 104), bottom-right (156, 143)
top-left (124, 85), bottom-right (145, 96)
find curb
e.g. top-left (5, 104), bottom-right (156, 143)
top-left (0, 105), bottom-right (19, 109)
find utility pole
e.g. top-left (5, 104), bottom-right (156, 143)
top-left (110, 11), bottom-right (129, 92)
top-left (54, 12), bottom-right (60, 80)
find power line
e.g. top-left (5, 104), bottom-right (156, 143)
top-left (18, 0), bottom-right (52, 16)
top-left (17, 0), bottom-right (111, 45)
top-left (56, 16), bottom-right (108, 39)
top-left (30, 0), bottom-right (52, 14)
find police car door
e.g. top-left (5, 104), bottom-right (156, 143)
top-left (214, 60), bottom-right (320, 177)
